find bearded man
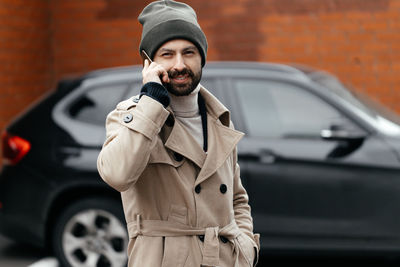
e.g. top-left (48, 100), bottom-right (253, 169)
top-left (97, 1), bottom-right (260, 266)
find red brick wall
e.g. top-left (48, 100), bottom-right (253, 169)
top-left (1, 0), bottom-right (400, 132)
top-left (192, 0), bottom-right (399, 111)
top-left (0, 0), bottom-right (52, 131)
top-left (49, 1), bottom-right (141, 80)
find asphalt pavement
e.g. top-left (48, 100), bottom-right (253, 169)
top-left (0, 234), bottom-right (57, 267)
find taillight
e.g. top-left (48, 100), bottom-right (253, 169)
top-left (1, 132), bottom-right (31, 165)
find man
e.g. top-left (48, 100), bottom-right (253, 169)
top-left (97, 0), bottom-right (259, 266)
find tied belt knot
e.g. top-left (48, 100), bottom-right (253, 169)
top-left (127, 215), bottom-right (244, 267)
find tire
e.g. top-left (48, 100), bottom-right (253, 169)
top-left (52, 197), bottom-right (128, 267)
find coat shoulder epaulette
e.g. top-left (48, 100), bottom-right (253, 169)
top-left (116, 94), bottom-right (140, 111)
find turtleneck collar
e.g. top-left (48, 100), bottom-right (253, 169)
top-left (169, 84), bottom-right (201, 118)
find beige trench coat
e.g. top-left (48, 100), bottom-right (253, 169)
top-left (97, 86), bottom-right (260, 267)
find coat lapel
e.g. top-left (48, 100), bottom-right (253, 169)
top-left (195, 87), bottom-right (244, 185)
top-left (195, 113), bottom-right (243, 185)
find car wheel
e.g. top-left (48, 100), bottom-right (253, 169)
top-left (52, 197), bottom-right (128, 267)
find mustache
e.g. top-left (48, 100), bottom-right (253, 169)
top-left (168, 68), bottom-right (194, 79)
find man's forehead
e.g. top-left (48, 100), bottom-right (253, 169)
top-left (158, 39), bottom-right (198, 51)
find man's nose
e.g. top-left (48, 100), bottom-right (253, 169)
top-left (173, 54), bottom-right (186, 71)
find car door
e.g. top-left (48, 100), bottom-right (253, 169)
top-left (227, 77), bottom-right (400, 250)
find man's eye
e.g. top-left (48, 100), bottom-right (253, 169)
top-left (162, 53), bottom-right (172, 57)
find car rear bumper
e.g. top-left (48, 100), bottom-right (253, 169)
top-left (0, 165), bottom-right (49, 248)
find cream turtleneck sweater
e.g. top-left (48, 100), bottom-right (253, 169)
top-left (169, 84), bottom-right (203, 150)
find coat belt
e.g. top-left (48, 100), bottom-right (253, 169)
top-left (127, 215), bottom-right (243, 267)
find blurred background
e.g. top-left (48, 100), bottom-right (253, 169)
top-left (1, 0), bottom-right (399, 139)
top-left (1, 0), bottom-right (400, 266)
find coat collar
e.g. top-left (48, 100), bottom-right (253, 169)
top-left (199, 86), bottom-right (231, 127)
top-left (153, 85), bottom-right (244, 183)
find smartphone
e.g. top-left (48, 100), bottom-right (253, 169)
top-left (141, 50), bottom-right (152, 64)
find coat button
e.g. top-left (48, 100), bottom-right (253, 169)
top-left (195, 185), bottom-right (201, 194)
top-left (173, 152), bottom-right (183, 162)
top-left (220, 184), bottom-right (227, 194)
top-left (165, 115), bottom-right (174, 127)
top-left (198, 235), bottom-right (204, 242)
top-left (133, 96), bottom-right (140, 103)
top-left (123, 113), bottom-right (133, 123)
top-left (220, 236), bottom-right (228, 243)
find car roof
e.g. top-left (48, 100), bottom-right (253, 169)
top-left (83, 61), bottom-right (310, 81)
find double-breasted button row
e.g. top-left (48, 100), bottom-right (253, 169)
top-left (123, 114), bottom-right (133, 123)
top-left (194, 184), bottom-right (227, 195)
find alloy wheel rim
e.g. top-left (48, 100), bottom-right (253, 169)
top-left (62, 209), bottom-right (128, 267)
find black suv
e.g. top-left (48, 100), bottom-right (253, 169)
top-left (2, 62), bottom-right (400, 267)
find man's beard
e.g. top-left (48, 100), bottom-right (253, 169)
top-left (163, 68), bottom-right (202, 96)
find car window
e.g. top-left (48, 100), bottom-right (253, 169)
top-left (234, 79), bottom-right (343, 139)
top-left (68, 83), bottom-right (129, 125)
top-left (201, 78), bottom-right (218, 96)
top-left (201, 77), bottom-right (231, 106)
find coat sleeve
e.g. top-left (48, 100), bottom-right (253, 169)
top-left (97, 95), bottom-right (170, 192)
top-left (232, 146), bottom-right (260, 265)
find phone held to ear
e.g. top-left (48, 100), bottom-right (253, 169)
top-left (141, 50), bottom-right (169, 83)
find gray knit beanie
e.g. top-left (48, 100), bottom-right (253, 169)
top-left (138, 0), bottom-right (208, 67)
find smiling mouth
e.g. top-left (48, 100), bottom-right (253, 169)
top-left (172, 75), bottom-right (189, 83)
